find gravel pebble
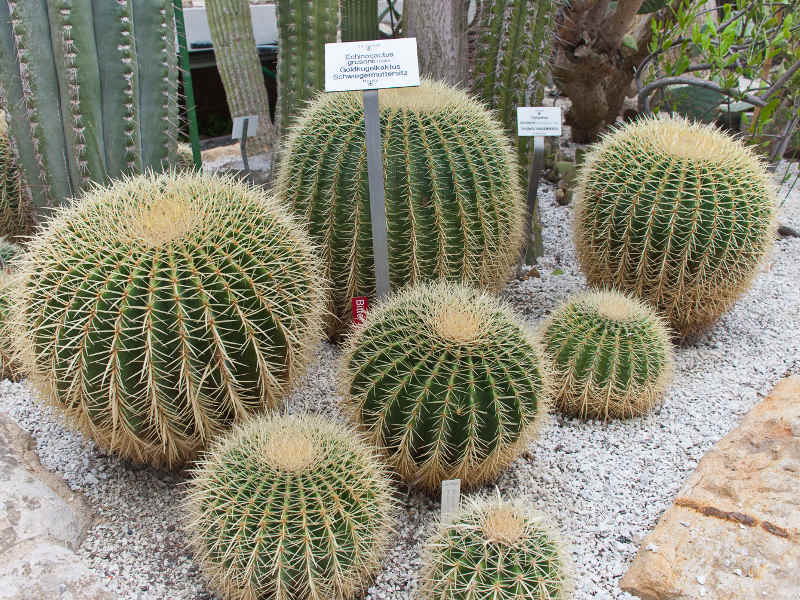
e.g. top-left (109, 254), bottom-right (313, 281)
top-left (1, 164), bottom-right (798, 600)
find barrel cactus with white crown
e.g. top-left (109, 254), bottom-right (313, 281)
top-left (542, 290), bottom-right (674, 420)
top-left (575, 116), bottom-right (776, 338)
top-left (339, 281), bottom-right (551, 493)
top-left (185, 413), bottom-right (395, 600)
top-left (420, 495), bottom-right (572, 600)
top-left (10, 171), bottom-right (325, 468)
top-left (277, 80), bottom-right (525, 335)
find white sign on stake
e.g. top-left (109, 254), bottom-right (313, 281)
top-left (440, 479), bottom-right (461, 527)
top-left (325, 38), bottom-right (421, 93)
top-left (517, 106), bottom-right (562, 137)
top-left (231, 115), bottom-right (259, 140)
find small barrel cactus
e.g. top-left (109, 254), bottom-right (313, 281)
top-left (340, 282), bottom-right (551, 493)
top-left (420, 495), bottom-right (572, 600)
top-left (0, 272), bottom-right (20, 380)
top-left (575, 116), bottom-right (776, 338)
top-left (185, 413), bottom-right (395, 600)
top-left (542, 290), bottom-right (674, 420)
top-left (0, 114), bottom-right (33, 241)
top-left (277, 80), bottom-right (524, 334)
top-left (10, 171), bottom-right (324, 467)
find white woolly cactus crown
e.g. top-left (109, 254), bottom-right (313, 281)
top-left (420, 493), bottom-right (573, 600)
top-left (574, 115), bottom-right (776, 339)
top-left (9, 171), bottom-right (326, 468)
top-left (184, 413), bottom-right (396, 600)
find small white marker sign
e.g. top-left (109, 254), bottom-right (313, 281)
top-left (231, 115), bottom-right (259, 139)
top-left (440, 479), bottom-right (461, 526)
top-left (325, 38), bottom-right (421, 92)
top-left (517, 106), bottom-right (562, 137)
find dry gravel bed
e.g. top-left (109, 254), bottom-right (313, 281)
top-left (1, 167), bottom-right (798, 600)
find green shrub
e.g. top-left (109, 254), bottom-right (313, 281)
top-left (340, 281), bottom-right (551, 493)
top-left (10, 171), bottom-right (324, 467)
top-left (185, 413), bottom-right (395, 600)
top-left (575, 116), bottom-right (776, 338)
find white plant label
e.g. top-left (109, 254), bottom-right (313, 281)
top-left (517, 106), bottom-right (562, 137)
top-left (325, 37), bottom-right (420, 92)
top-left (231, 115), bottom-right (259, 139)
top-left (440, 479), bottom-right (461, 526)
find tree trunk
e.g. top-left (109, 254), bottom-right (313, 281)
top-left (553, 0), bottom-right (654, 142)
top-left (404, 0), bottom-right (468, 86)
top-left (206, 0), bottom-right (275, 154)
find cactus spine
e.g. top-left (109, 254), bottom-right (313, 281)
top-left (185, 413), bottom-right (395, 600)
top-left (420, 495), bottom-right (572, 600)
top-left (575, 116), bottom-right (776, 338)
top-left (340, 282), bottom-right (551, 493)
top-left (542, 290), bottom-right (674, 420)
top-left (10, 171), bottom-right (325, 468)
top-left (0, 0), bottom-right (179, 212)
top-left (0, 114), bottom-right (33, 240)
top-left (471, 0), bottom-right (557, 166)
top-left (278, 81), bottom-right (525, 334)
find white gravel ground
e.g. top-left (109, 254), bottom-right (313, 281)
top-left (1, 165), bottom-right (798, 600)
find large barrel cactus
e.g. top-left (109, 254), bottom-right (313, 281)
top-left (278, 81), bottom-right (524, 334)
top-left (10, 171), bottom-right (324, 467)
top-left (420, 495), bottom-right (572, 600)
top-left (340, 282), bottom-right (550, 493)
top-left (542, 290), bottom-right (674, 420)
top-left (0, 0), bottom-right (179, 214)
top-left (185, 413), bottom-right (395, 600)
top-left (575, 116), bottom-right (776, 338)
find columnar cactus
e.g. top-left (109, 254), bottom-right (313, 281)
top-left (340, 282), bottom-right (551, 493)
top-left (185, 413), bottom-right (395, 600)
top-left (420, 495), bottom-right (572, 600)
top-left (575, 116), bottom-right (776, 338)
top-left (542, 290), bottom-right (674, 420)
top-left (10, 171), bottom-right (325, 468)
top-left (471, 0), bottom-right (558, 167)
top-left (340, 0), bottom-right (378, 41)
top-left (0, 0), bottom-right (179, 212)
top-left (0, 114), bottom-right (33, 241)
top-left (278, 81), bottom-right (524, 334)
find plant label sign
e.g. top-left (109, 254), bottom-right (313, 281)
top-left (440, 479), bottom-right (461, 526)
top-left (324, 37), bottom-right (421, 92)
top-left (351, 296), bottom-right (369, 325)
top-left (517, 107), bottom-right (562, 137)
top-left (231, 115), bottom-right (259, 139)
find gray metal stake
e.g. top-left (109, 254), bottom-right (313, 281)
top-left (524, 135), bottom-right (545, 265)
top-left (240, 118), bottom-right (250, 173)
top-left (362, 89), bottom-right (391, 300)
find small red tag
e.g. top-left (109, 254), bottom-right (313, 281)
top-left (351, 296), bottom-right (369, 325)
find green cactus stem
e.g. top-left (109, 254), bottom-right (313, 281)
top-left (185, 413), bottom-right (395, 600)
top-left (0, 114), bottom-right (34, 240)
top-left (10, 171), bottom-right (325, 468)
top-left (542, 290), bottom-right (674, 420)
top-left (575, 116), bottom-right (776, 338)
top-left (341, 0), bottom-right (378, 42)
top-left (420, 495), bottom-right (572, 600)
top-left (277, 80), bottom-right (525, 335)
top-left (340, 281), bottom-right (551, 493)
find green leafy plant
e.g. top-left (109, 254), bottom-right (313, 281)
top-left (574, 116), bottom-right (776, 339)
top-left (340, 281), bottom-right (551, 493)
top-left (185, 413), bottom-right (395, 600)
top-left (277, 80), bottom-right (524, 334)
top-left (639, 0), bottom-right (800, 163)
top-left (0, 0), bottom-right (180, 215)
top-left (10, 171), bottom-right (325, 468)
top-left (542, 290), bottom-right (674, 420)
top-left (420, 494), bottom-right (572, 600)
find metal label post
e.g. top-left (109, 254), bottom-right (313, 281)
top-left (524, 135), bottom-right (545, 264)
top-left (362, 89), bottom-right (391, 300)
top-left (239, 118), bottom-right (250, 173)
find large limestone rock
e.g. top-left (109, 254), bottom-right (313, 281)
top-left (621, 377), bottom-right (800, 600)
top-left (0, 413), bottom-right (110, 599)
